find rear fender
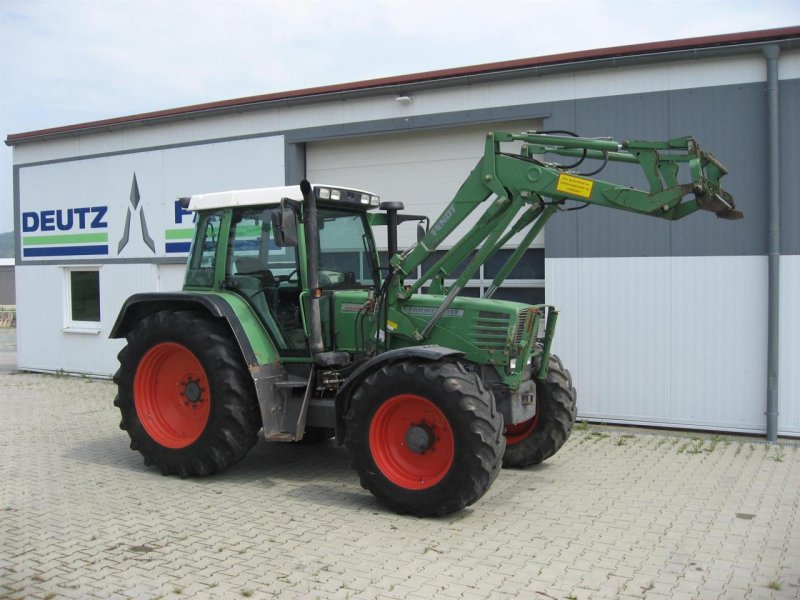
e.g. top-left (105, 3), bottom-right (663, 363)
top-left (110, 292), bottom-right (278, 367)
top-left (334, 345), bottom-right (464, 444)
top-left (112, 292), bottom-right (292, 438)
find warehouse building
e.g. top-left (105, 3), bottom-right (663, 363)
top-left (6, 27), bottom-right (799, 436)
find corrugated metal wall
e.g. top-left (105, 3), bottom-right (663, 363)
top-left (779, 256), bottom-right (800, 434)
top-left (307, 120), bottom-right (541, 250)
top-left (547, 256), bottom-right (771, 433)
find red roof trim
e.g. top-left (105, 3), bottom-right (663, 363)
top-left (7, 26), bottom-right (800, 144)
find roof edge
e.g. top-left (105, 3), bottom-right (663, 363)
top-left (7, 25), bottom-right (800, 146)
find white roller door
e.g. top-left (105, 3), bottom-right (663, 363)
top-left (306, 121), bottom-right (545, 304)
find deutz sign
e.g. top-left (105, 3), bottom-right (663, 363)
top-left (20, 173), bottom-right (194, 259)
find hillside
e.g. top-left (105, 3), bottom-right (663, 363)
top-left (0, 231), bottom-right (14, 258)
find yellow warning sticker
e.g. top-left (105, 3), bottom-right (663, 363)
top-left (386, 320), bottom-right (398, 331)
top-left (556, 173), bottom-right (594, 199)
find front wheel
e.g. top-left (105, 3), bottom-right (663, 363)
top-left (114, 309), bottom-right (261, 477)
top-left (502, 352), bottom-right (577, 468)
top-left (345, 360), bottom-right (505, 516)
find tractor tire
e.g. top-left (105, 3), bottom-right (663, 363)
top-left (502, 352), bottom-right (577, 468)
top-left (344, 360), bottom-right (505, 516)
top-left (113, 309), bottom-right (261, 477)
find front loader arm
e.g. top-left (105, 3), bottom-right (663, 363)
top-left (381, 130), bottom-right (740, 343)
top-left (392, 131), bottom-right (740, 291)
top-left (517, 133), bottom-right (741, 221)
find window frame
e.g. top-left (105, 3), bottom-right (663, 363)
top-left (62, 266), bottom-right (102, 334)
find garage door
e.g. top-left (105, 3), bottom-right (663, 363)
top-left (307, 120), bottom-right (546, 304)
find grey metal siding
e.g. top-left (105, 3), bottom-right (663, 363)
top-left (780, 78), bottom-right (800, 255)
top-left (0, 267), bottom-right (16, 305)
top-left (667, 84), bottom-right (768, 257)
top-left (545, 82), bottom-right (790, 259)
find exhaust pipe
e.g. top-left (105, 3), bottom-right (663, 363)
top-left (300, 180), bottom-right (325, 356)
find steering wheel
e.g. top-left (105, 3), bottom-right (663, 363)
top-left (284, 269), bottom-right (298, 284)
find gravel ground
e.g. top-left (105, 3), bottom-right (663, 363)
top-left (0, 327), bottom-right (15, 373)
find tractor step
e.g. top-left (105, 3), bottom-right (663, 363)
top-left (275, 375), bottom-right (308, 389)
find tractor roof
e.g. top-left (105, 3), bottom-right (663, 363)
top-left (187, 184), bottom-right (380, 211)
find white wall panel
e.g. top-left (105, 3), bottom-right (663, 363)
top-left (15, 264), bottom-right (158, 376)
top-left (779, 255), bottom-right (800, 434)
top-left (156, 264), bottom-right (187, 292)
top-left (546, 256), bottom-right (769, 433)
top-left (307, 121), bottom-right (542, 251)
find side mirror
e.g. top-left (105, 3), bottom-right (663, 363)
top-left (272, 199), bottom-right (298, 247)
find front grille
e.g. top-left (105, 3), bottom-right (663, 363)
top-left (513, 310), bottom-right (529, 346)
top-left (471, 311), bottom-right (511, 350)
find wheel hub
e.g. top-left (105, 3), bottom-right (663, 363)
top-left (405, 424), bottom-right (434, 454)
top-left (182, 378), bottom-right (203, 404)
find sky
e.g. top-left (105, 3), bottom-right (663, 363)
top-left (1, 0), bottom-right (798, 233)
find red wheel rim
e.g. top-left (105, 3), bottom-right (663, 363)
top-left (504, 412), bottom-right (539, 446)
top-left (369, 394), bottom-right (455, 490)
top-left (134, 342), bottom-right (211, 449)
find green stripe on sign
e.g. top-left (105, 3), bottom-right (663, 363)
top-left (165, 229), bottom-right (194, 240)
top-left (23, 232), bottom-right (109, 246)
top-left (237, 225), bottom-right (264, 237)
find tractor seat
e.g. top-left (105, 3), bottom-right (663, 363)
top-left (236, 257), bottom-right (276, 286)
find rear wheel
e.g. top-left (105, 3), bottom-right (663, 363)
top-left (345, 360), bottom-right (504, 516)
top-left (114, 309), bottom-right (261, 477)
top-left (502, 352), bottom-right (577, 468)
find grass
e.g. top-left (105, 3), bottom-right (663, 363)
top-left (767, 580), bottom-right (782, 590)
top-left (707, 434), bottom-right (726, 453)
top-left (769, 446), bottom-right (786, 463)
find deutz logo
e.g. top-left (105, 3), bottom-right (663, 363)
top-left (118, 173), bottom-right (155, 253)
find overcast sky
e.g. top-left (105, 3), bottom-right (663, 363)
top-left (1, 0), bottom-right (798, 233)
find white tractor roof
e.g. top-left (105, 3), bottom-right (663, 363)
top-left (187, 184), bottom-right (380, 211)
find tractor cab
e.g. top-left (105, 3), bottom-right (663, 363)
top-left (183, 184), bottom-right (383, 357)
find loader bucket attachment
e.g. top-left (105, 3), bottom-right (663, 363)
top-left (696, 188), bottom-right (743, 220)
top-left (685, 144), bottom-right (742, 220)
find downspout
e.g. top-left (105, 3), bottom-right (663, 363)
top-left (763, 44), bottom-right (780, 442)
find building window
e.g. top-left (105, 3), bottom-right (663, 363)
top-left (64, 268), bottom-right (101, 331)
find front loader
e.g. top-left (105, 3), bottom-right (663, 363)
top-left (111, 130), bottom-right (740, 516)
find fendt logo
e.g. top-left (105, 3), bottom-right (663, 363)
top-left (165, 200), bottom-right (195, 254)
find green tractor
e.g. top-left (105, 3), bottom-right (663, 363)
top-left (111, 131), bottom-right (740, 516)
